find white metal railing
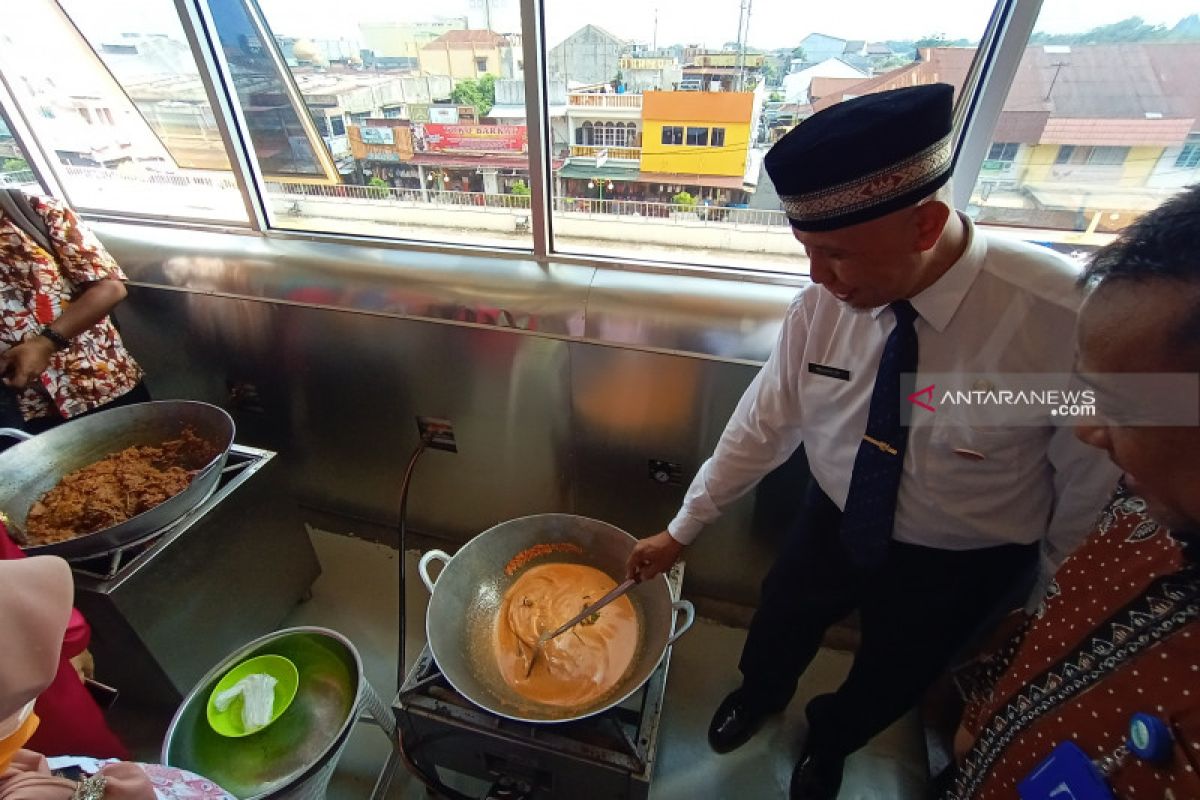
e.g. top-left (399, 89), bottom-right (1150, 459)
top-left (567, 93), bottom-right (643, 109)
top-left (48, 167), bottom-right (790, 228)
top-left (265, 181), bottom-right (535, 210)
top-left (0, 169), bottom-right (37, 186)
top-left (62, 164), bottom-right (239, 192)
top-left (569, 145), bottom-right (641, 160)
top-left (266, 180), bottom-right (789, 227)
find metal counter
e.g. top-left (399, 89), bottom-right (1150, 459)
top-left (73, 444), bottom-right (321, 708)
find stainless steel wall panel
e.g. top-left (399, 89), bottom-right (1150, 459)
top-left (568, 343), bottom-right (793, 605)
top-left (105, 221), bottom-right (809, 607)
top-left (99, 222), bottom-right (593, 339)
top-left (119, 289), bottom-right (575, 542)
top-left (585, 266), bottom-right (796, 362)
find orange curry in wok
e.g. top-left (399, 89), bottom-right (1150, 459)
top-left (495, 562), bottom-right (640, 708)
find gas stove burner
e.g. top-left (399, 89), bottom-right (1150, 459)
top-left (394, 564), bottom-right (683, 800)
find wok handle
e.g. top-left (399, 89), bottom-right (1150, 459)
top-left (417, 549), bottom-right (451, 594)
top-left (0, 428), bottom-right (32, 442)
top-left (666, 599), bottom-right (695, 647)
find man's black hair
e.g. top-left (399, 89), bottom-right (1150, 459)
top-left (1081, 184), bottom-right (1200, 353)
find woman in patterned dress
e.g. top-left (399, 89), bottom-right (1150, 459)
top-left (0, 194), bottom-right (147, 433)
top-left (1, 557), bottom-right (233, 800)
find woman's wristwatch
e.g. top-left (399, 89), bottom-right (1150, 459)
top-left (38, 325), bottom-right (71, 351)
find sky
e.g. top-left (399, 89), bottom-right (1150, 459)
top-left (57, 0), bottom-right (1200, 53)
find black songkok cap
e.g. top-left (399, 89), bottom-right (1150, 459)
top-left (766, 83), bottom-right (954, 231)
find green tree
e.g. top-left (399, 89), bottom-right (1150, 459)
top-left (1028, 16), bottom-right (1188, 44)
top-left (451, 74), bottom-right (497, 117)
top-left (367, 176), bottom-right (388, 198)
top-left (671, 190), bottom-right (696, 211)
top-left (914, 33), bottom-right (972, 49)
top-left (2, 158), bottom-right (28, 172)
top-left (761, 61), bottom-right (782, 87)
top-left (875, 54), bottom-right (914, 70)
top-left (509, 179), bottom-right (531, 196)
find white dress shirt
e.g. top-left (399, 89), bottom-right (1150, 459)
top-left (668, 217), bottom-right (1120, 567)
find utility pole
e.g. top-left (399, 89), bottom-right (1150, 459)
top-left (652, 9), bottom-right (658, 53)
top-left (735, 0), bottom-right (752, 92)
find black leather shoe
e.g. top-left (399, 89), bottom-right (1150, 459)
top-left (789, 751), bottom-right (845, 800)
top-left (707, 690), bottom-right (773, 754)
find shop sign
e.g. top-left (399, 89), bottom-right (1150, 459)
top-left (409, 104), bottom-right (431, 123)
top-left (360, 126), bottom-right (395, 145)
top-left (416, 123), bottom-right (527, 153)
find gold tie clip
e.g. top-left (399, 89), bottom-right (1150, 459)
top-left (863, 434), bottom-right (898, 456)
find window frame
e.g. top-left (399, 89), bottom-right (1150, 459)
top-left (710, 127), bottom-right (726, 147)
top-left (685, 126), bottom-right (709, 146)
top-left (661, 125), bottom-right (684, 145)
top-left (0, 0), bottom-right (1067, 277)
top-left (1177, 138), bottom-right (1200, 169)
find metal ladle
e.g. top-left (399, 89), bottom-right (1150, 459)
top-left (524, 577), bottom-right (637, 677)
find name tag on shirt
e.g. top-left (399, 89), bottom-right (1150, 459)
top-left (808, 363), bottom-right (851, 381)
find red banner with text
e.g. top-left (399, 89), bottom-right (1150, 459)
top-left (416, 123), bottom-right (528, 154)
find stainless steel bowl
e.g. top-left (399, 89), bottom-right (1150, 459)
top-left (161, 627), bottom-right (363, 799)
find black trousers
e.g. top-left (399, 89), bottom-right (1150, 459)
top-left (738, 485), bottom-right (1038, 759)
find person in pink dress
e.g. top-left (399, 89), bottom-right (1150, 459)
top-left (0, 556), bottom-right (233, 800)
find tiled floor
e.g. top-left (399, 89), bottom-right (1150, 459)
top-left (277, 529), bottom-right (929, 799)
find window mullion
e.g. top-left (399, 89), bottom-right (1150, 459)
top-left (953, 0), bottom-right (1045, 210)
top-left (520, 0), bottom-right (552, 258)
top-left (173, 0), bottom-right (267, 231)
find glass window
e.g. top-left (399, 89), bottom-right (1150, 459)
top-left (0, 0), bottom-right (246, 222)
top-left (969, 1), bottom-right (1200, 244)
top-left (546, 0), bottom-right (999, 273)
top-left (1177, 136), bottom-right (1200, 169)
top-left (0, 114), bottom-right (43, 193)
top-left (253, 0), bottom-right (531, 248)
top-left (1084, 146), bottom-right (1129, 166)
top-left (987, 142), bottom-right (1019, 162)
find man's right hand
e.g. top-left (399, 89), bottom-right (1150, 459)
top-left (626, 530), bottom-right (686, 582)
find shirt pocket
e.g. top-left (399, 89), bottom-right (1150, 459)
top-left (920, 423), bottom-right (1033, 499)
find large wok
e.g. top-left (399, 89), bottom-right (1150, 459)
top-left (418, 513), bottom-right (695, 723)
top-left (0, 400), bottom-right (235, 559)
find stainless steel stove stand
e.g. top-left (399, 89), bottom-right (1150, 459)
top-left (72, 445), bottom-right (321, 709)
top-left (371, 564), bottom-right (683, 800)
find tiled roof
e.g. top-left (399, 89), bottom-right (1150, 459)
top-left (810, 43), bottom-right (1200, 141)
top-left (423, 30), bottom-right (508, 50)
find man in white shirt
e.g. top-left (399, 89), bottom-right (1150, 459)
top-left (624, 85), bottom-right (1118, 800)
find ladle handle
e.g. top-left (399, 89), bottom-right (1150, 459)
top-left (666, 599), bottom-right (695, 646)
top-left (417, 549), bottom-right (451, 594)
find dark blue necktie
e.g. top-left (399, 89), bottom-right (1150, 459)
top-left (839, 300), bottom-right (919, 568)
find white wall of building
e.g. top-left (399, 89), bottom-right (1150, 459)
top-left (781, 58), bottom-right (867, 104)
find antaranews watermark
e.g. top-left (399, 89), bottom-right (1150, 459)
top-left (900, 373), bottom-right (1198, 427)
